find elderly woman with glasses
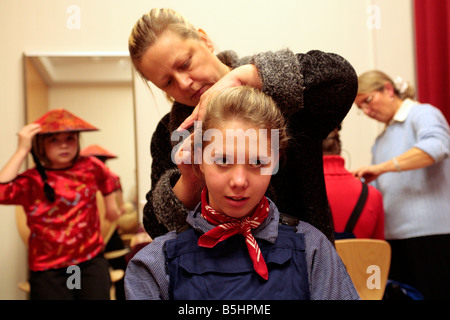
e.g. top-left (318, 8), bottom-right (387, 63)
top-left (353, 70), bottom-right (450, 300)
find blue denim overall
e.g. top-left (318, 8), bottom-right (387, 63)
top-left (165, 225), bottom-right (310, 300)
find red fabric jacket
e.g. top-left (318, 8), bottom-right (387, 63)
top-left (323, 156), bottom-right (385, 239)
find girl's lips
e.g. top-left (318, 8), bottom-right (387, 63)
top-left (225, 196), bottom-right (249, 207)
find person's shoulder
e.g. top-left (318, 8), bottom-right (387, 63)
top-left (367, 184), bottom-right (383, 198)
top-left (131, 231), bottom-right (177, 264)
top-left (77, 155), bottom-right (109, 172)
top-left (296, 220), bottom-right (323, 234)
top-left (409, 102), bottom-right (448, 124)
top-left (18, 167), bottom-right (40, 178)
top-left (295, 220), bottom-right (331, 246)
top-left (154, 111), bottom-right (172, 131)
top-left (78, 155), bottom-right (100, 165)
top-left (217, 50), bottom-right (242, 68)
top-left (5, 168), bottom-right (39, 186)
top-left (410, 101), bottom-right (441, 115)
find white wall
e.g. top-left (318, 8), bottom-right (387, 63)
top-left (0, 0), bottom-right (415, 299)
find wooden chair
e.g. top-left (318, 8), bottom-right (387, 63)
top-left (335, 239), bottom-right (391, 300)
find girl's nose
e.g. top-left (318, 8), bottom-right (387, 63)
top-left (229, 165), bottom-right (249, 189)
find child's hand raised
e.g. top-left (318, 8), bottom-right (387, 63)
top-left (18, 123), bottom-right (41, 153)
top-left (0, 124), bottom-right (41, 182)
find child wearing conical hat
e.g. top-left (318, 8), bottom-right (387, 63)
top-left (0, 109), bottom-right (121, 300)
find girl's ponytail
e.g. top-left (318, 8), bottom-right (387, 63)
top-left (31, 150), bottom-right (55, 203)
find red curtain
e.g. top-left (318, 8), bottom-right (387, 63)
top-left (414, 0), bottom-right (450, 124)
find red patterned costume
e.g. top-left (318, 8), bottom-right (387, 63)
top-left (0, 156), bottom-right (118, 271)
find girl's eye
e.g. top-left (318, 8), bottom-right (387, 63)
top-left (250, 160), bottom-right (262, 168)
top-left (45, 135), bottom-right (59, 144)
top-left (215, 155), bottom-right (232, 166)
top-left (249, 158), bottom-right (270, 168)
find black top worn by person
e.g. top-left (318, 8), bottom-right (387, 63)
top-left (143, 49), bottom-right (358, 243)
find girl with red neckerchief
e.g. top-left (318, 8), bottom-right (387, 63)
top-left (125, 87), bottom-right (358, 300)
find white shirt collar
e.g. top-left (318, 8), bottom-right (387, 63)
top-left (390, 98), bottom-right (417, 124)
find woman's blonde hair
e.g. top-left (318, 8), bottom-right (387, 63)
top-left (128, 8), bottom-right (199, 78)
top-left (192, 86), bottom-right (290, 175)
top-left (358, 70), bottom-right (415, 100)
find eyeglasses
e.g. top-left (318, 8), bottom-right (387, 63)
top-left (358, 92), bottom-right (376, 110)
top-left (364, 96), bottom-right (373, 104)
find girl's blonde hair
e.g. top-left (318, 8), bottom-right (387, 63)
top-left (193, 86), bottom-right (290, 175)
top-left (128, 8), bottom-right (199, 78)
top-left (358, 70), bottom-right (415, 100)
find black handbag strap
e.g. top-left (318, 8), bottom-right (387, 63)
top-left (344, 183), bottom-right (368, 233)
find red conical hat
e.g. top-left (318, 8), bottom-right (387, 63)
top-left (81, 144), bottom-right (117, 159)
top-left (34, 108), bottom-right (98, 134)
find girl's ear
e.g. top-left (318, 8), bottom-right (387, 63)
top-left (194, 145), bottom-right (203, 168)
top-left (197, 28), bottom-right (214, 52)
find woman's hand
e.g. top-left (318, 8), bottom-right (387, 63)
top-left (352, 165), bottom-right (383, 183)
top-left (352, 148), bottom-right (436, 183)
top-left (177, 64), bottom-right (262, 131)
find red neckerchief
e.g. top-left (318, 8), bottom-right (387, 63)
top-left (198, 187), bottom-right (270, 280)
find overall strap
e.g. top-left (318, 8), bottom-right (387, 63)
top-left (344, 183), bottom-right (368, 234)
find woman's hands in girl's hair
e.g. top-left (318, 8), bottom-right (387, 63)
top-left (177, 64), bottom-right (262, 131)
top-left (172, 133), bottom-right (205, 209)
top-left (0, 124), bottom-right (41, 182)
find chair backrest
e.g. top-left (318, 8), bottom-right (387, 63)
top-left (335, 239), bottom-right (391, 300)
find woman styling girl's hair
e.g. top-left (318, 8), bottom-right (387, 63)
top-left (125, 87), bottom-right (359, 300)
top-left (128, 8), bottom-right (358, 243)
